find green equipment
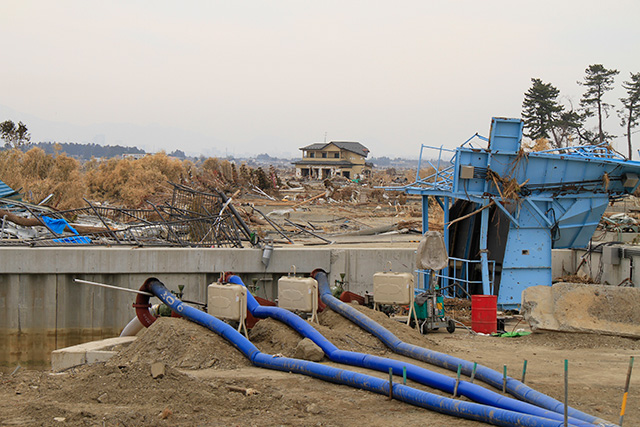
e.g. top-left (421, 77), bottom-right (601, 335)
top-left (413, 231), bottom-right (455, 334)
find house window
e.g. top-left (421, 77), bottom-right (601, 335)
top-left (333, 152), bottom-right (340, 158)
top-left (308, 152), bottom-right (315, 158)
top-left (322, 152), bottom-right (327, 158)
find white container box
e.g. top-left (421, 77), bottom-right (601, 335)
top-left (278, 276), bottom-right (317, 312)
top-left (373, 272), bottom-right (414, 305)
top-left (207, 283), bottom-right (246, 321)
top-left (277, 276), bottom-right (319, 323)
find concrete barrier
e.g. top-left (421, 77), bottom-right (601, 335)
top-left (522, 283), bottom-right (640, 338)
top-left (50, 336), bottom-right (137, 372)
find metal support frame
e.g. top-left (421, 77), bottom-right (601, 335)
top-left (385, 117), bottom-right (640, 309)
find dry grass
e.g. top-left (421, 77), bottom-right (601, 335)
top-left (0, 149), bottom-right (293, 210)
top-left (84, 153), bottom-right (189, 207)
top-left (525, 137), bottom-right (551, 152)
top-left (0, 148), bottom-right (85, 209)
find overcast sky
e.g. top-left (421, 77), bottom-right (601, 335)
top-left (1, 1), bottom-right (639, 159)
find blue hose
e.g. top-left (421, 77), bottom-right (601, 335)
top-left (310, 269), bottom-right (616, 427)
top-left (144, 277), bottom-right (576, 427)
top-left (226, 275), bottom-right (592, 426)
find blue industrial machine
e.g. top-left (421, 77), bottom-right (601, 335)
top-left (396, 117), bottom-right (640, 309)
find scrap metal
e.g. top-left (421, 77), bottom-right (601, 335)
top-left (0, 182), bottom-right (260, 248)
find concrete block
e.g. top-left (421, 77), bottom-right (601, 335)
top-left (90, 336), bottom-right (137, 349)
top-left (86, 350), bottom-right (117, 364)
top-left (51, 336), bottom-right (136, 371)
top-left (51, 348), bottom-right (86, 372)
top-left (521, 286), bottom-right (558, 331)
top-left (523, 283), bottom-right (640, 338)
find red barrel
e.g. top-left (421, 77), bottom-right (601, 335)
top-left (471, 295), bottom-right (497, 334)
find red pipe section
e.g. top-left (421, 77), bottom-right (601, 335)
top-left (133, 277), bottom-right (159, 327)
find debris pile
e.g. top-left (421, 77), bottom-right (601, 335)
top-left (600, 212), bottom-right (640, 233)
top-left (0, 154), bottom-right (446, 247)
top-left (0, 182), bottom-right (256, 247)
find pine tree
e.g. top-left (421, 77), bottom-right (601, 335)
top-left (522, 78), bottom-right (564, 143)
top-left (578, 64), bottom-right (619, 144)
top-left (619, 72), bottom-right (640, 160)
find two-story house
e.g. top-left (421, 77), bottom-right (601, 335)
top-left (293, 141), bottom-right (372, 180)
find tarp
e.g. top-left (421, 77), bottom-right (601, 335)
top-left (41, 216), bottom-right (79, 235)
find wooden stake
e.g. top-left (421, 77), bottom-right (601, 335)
top-left (620, 356), bottom-right (634, 426)
top-left (522, 359), bottom-right (528, 383)
top-left (503, 365), bottom-right (507, 393)
top-left (470, 362), bottom-right (477, 383)
top-left (388, 367), bottom-right (393, 400)
top-left (453, 364), bottom-right (462, 397)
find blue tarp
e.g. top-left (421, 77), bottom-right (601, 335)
top-left (41, 216), bottom-right (79, 235)
top-left (41, 216), bottom-right (91, 244)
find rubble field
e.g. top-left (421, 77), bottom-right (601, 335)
top-left (1, 305), bottom-right (638, 426)
top-left (1, 178), bottom-right (639, 425)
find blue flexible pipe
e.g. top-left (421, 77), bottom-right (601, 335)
top-left (144, 277), bottom-right (577, 427)
top-left (311, 269), bottom-right (616, 427)
top-left (226, 275), bottom-right (592, 426)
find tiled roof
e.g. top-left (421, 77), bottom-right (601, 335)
top-left (300, 143), bottom-right (326, 151)
top-left (329, 141), bottom-right (369, 157)
top-left (299, 141), bottom-right (369, 158)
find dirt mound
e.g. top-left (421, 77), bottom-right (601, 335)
top-left (249, 317), bottom-right (304, 357)
top-left (109, 317), bottom-right (251, 370)
top-left (317, 308), bottom-right (390, 354)
top-left (0, 362), bottom-right (235, 426)
top-left (248, 309), bottom-right (392, 357)
top-left (2, 308), bottom-right (456, 427)
top-left (249, 303), bottom-right (449, 358)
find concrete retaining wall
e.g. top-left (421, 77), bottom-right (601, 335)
top-left (3, 244), bottom-right (637, 369)
top-left (574, 245), bottom-right (638, 286)
top-left (0, 246), bottom-right (416, 368)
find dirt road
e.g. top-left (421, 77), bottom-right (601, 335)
top-left (1, 306), bottom-right (638, 426)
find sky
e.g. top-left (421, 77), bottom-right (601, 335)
top-left (1, 1), bottom-right (639, 159)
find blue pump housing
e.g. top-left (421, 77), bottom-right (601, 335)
top-left (396, 117), bottom-right (640, 308)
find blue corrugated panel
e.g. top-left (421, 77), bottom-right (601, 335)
top-left (0, 179), bottom-right (17, 198)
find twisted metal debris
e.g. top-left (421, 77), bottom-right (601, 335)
top-left (0, 182), bottom-right (258, 248)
